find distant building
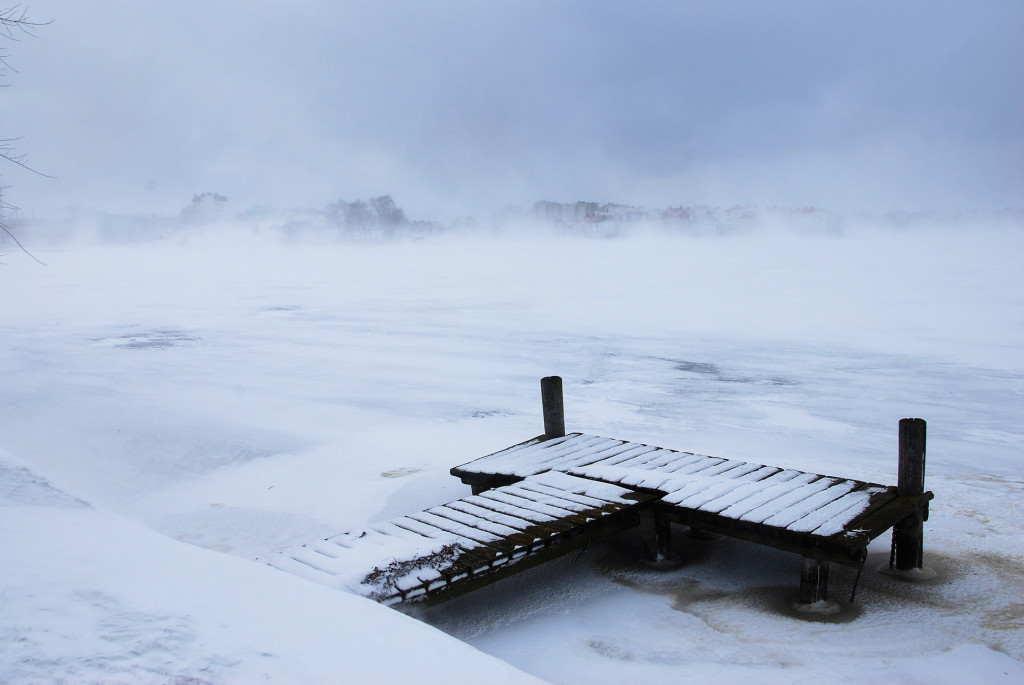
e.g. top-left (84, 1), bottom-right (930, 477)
top-left (532, 200), bottom-right (570, 224)
top-left (181, 193), bottom-right (228, 223)
top-left (661, 206), bottom-right (692, 223)
top-left (532, 200), bottom-right (601, 225)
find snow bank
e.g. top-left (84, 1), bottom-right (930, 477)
top-left (0, 459), bottom-right (542, 683)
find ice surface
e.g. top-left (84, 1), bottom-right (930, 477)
top-left (2, 222), bottom-right (1022, 683)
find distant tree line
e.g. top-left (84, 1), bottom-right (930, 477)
top-left (327, 195), bottom-right (407, 235)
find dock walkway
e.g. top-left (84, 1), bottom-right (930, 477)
top-left (451, 432), bottom-right (932, 569)
top-left (268, 378), bottom-right (932, 608)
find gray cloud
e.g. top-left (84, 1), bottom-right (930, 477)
top-left (4, 0), bottom-right (1022, 220)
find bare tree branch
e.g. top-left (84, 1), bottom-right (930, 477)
top-left (0, 136), bottom-right (53, 177)
top-left (1, 5), bottom-right (52, 263)
top-left (0, 5), bottom-right (50, 38)
top-left (0, 219), bottom-right (46, 264)
top-left (1, 6), bottom-right (52, 176)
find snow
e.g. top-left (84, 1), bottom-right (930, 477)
top-left (2, 220), bottom-right (1023, 683)
top-left (0, 481), bottom-right (541, 684)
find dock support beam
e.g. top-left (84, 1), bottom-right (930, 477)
top-left (892, 418), bottom-right (927, 571)
top-left (638, 507), bottom-right (681, 567)
top-left (793, 557), bottom-right (840, 614)
top-left (655, 514), bottom-right (672, 561)
top-left (541, 376), bottom-right (565, 439)
top-left (799, 557), bottom-right (829, 604)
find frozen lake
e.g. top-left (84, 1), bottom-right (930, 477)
top-left (2, 221), bottom-right (1022, 682)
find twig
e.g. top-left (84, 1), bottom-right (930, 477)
top-left (0, 220), bottom-right (46, 265)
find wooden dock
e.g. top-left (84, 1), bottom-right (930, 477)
top-left (268, 377), bottom-right (933, 609)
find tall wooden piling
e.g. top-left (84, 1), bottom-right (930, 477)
top-left (541, 376), bottom-right (565, 439)
top-left (893, 418), bottom-right (927, 570)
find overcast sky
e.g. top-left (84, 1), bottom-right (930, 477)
top-left (3, 1), bottom-right (1022, 221)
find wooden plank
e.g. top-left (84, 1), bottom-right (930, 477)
top-left (386, 516), bottom-right (461, 541)
top-left (520, 436), bottom-right (594, 468)
top-left (516, 478), bottom-right (630, 507)
top-left (589, 443), bottom-right (659, 467)
top-left (695, 459), bottom-right (765, 480)
top-left (646, 451), bottom-right (710, 473)
top-left (287, 547), bottom-right (342, 575)
top-left (737, 475), bottom-right (836, 524)
top-left (449, 434), bottom-right (556, 478)
top-left (533, 436), bottom-right (626, 471)
top-left (557, 440), bottom-right (638, 468)
top-left (506, 482), bottom-right (618, 510)
top-left (405, 511), bottom-right (523, 555)
top-left (695, 468), bottom-right (800, 514)
top-left (449, 498), bottom-right (576, 534)
top-left (718, 471), bottom-right (816, 519)
top-left (666, 465), bottom-right (778, 509)
top-left (611, 447), bottom-right (681, 470)
top-left (479, 489), bottom-right (616, 528)
top-left (425, 505), bottom-right (544, 548)
top-left (565, 464), bottom-right (679, 495)
top-left (621, 472), bottom-right (678, 492)
top-left (305, 539), bottom-right (345, 558)
top-left (477, 488), bottom-right (586, 518)
top-left (663, 455), bottom-right (729, 476)
top-left (371, 520), bottom-right (436, 540)
top-left (354, 521), bottom-right (498, 584)
top-left (786, 484), bottom-right (886, 535)
top-left (761, 480), bottom-right (859, 528)
top-left (384, 518), bottom-right (503, 568)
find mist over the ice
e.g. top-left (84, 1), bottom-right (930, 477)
top-left (3, 3), bottom-right (1024, 683)
top-left (3, 0), bottom-right (1022, 221)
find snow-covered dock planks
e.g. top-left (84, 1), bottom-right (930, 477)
top-left (270, 403), bottom-right (931, 608)
top-left (449, 432), bottom-right (669, 492)
top-left (452, 432), bottom-right (933, 568)
top-left (267, 471), bottom-right (656, 605)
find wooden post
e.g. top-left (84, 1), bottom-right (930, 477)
top-left (893, 418), bottom-right (926, 570)
top-left (799, 557), bottom-right (829, 604)
top-left (541, 376), bottom-right (565, 439)
top-left (655, 514), bottom-right (672, 561)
